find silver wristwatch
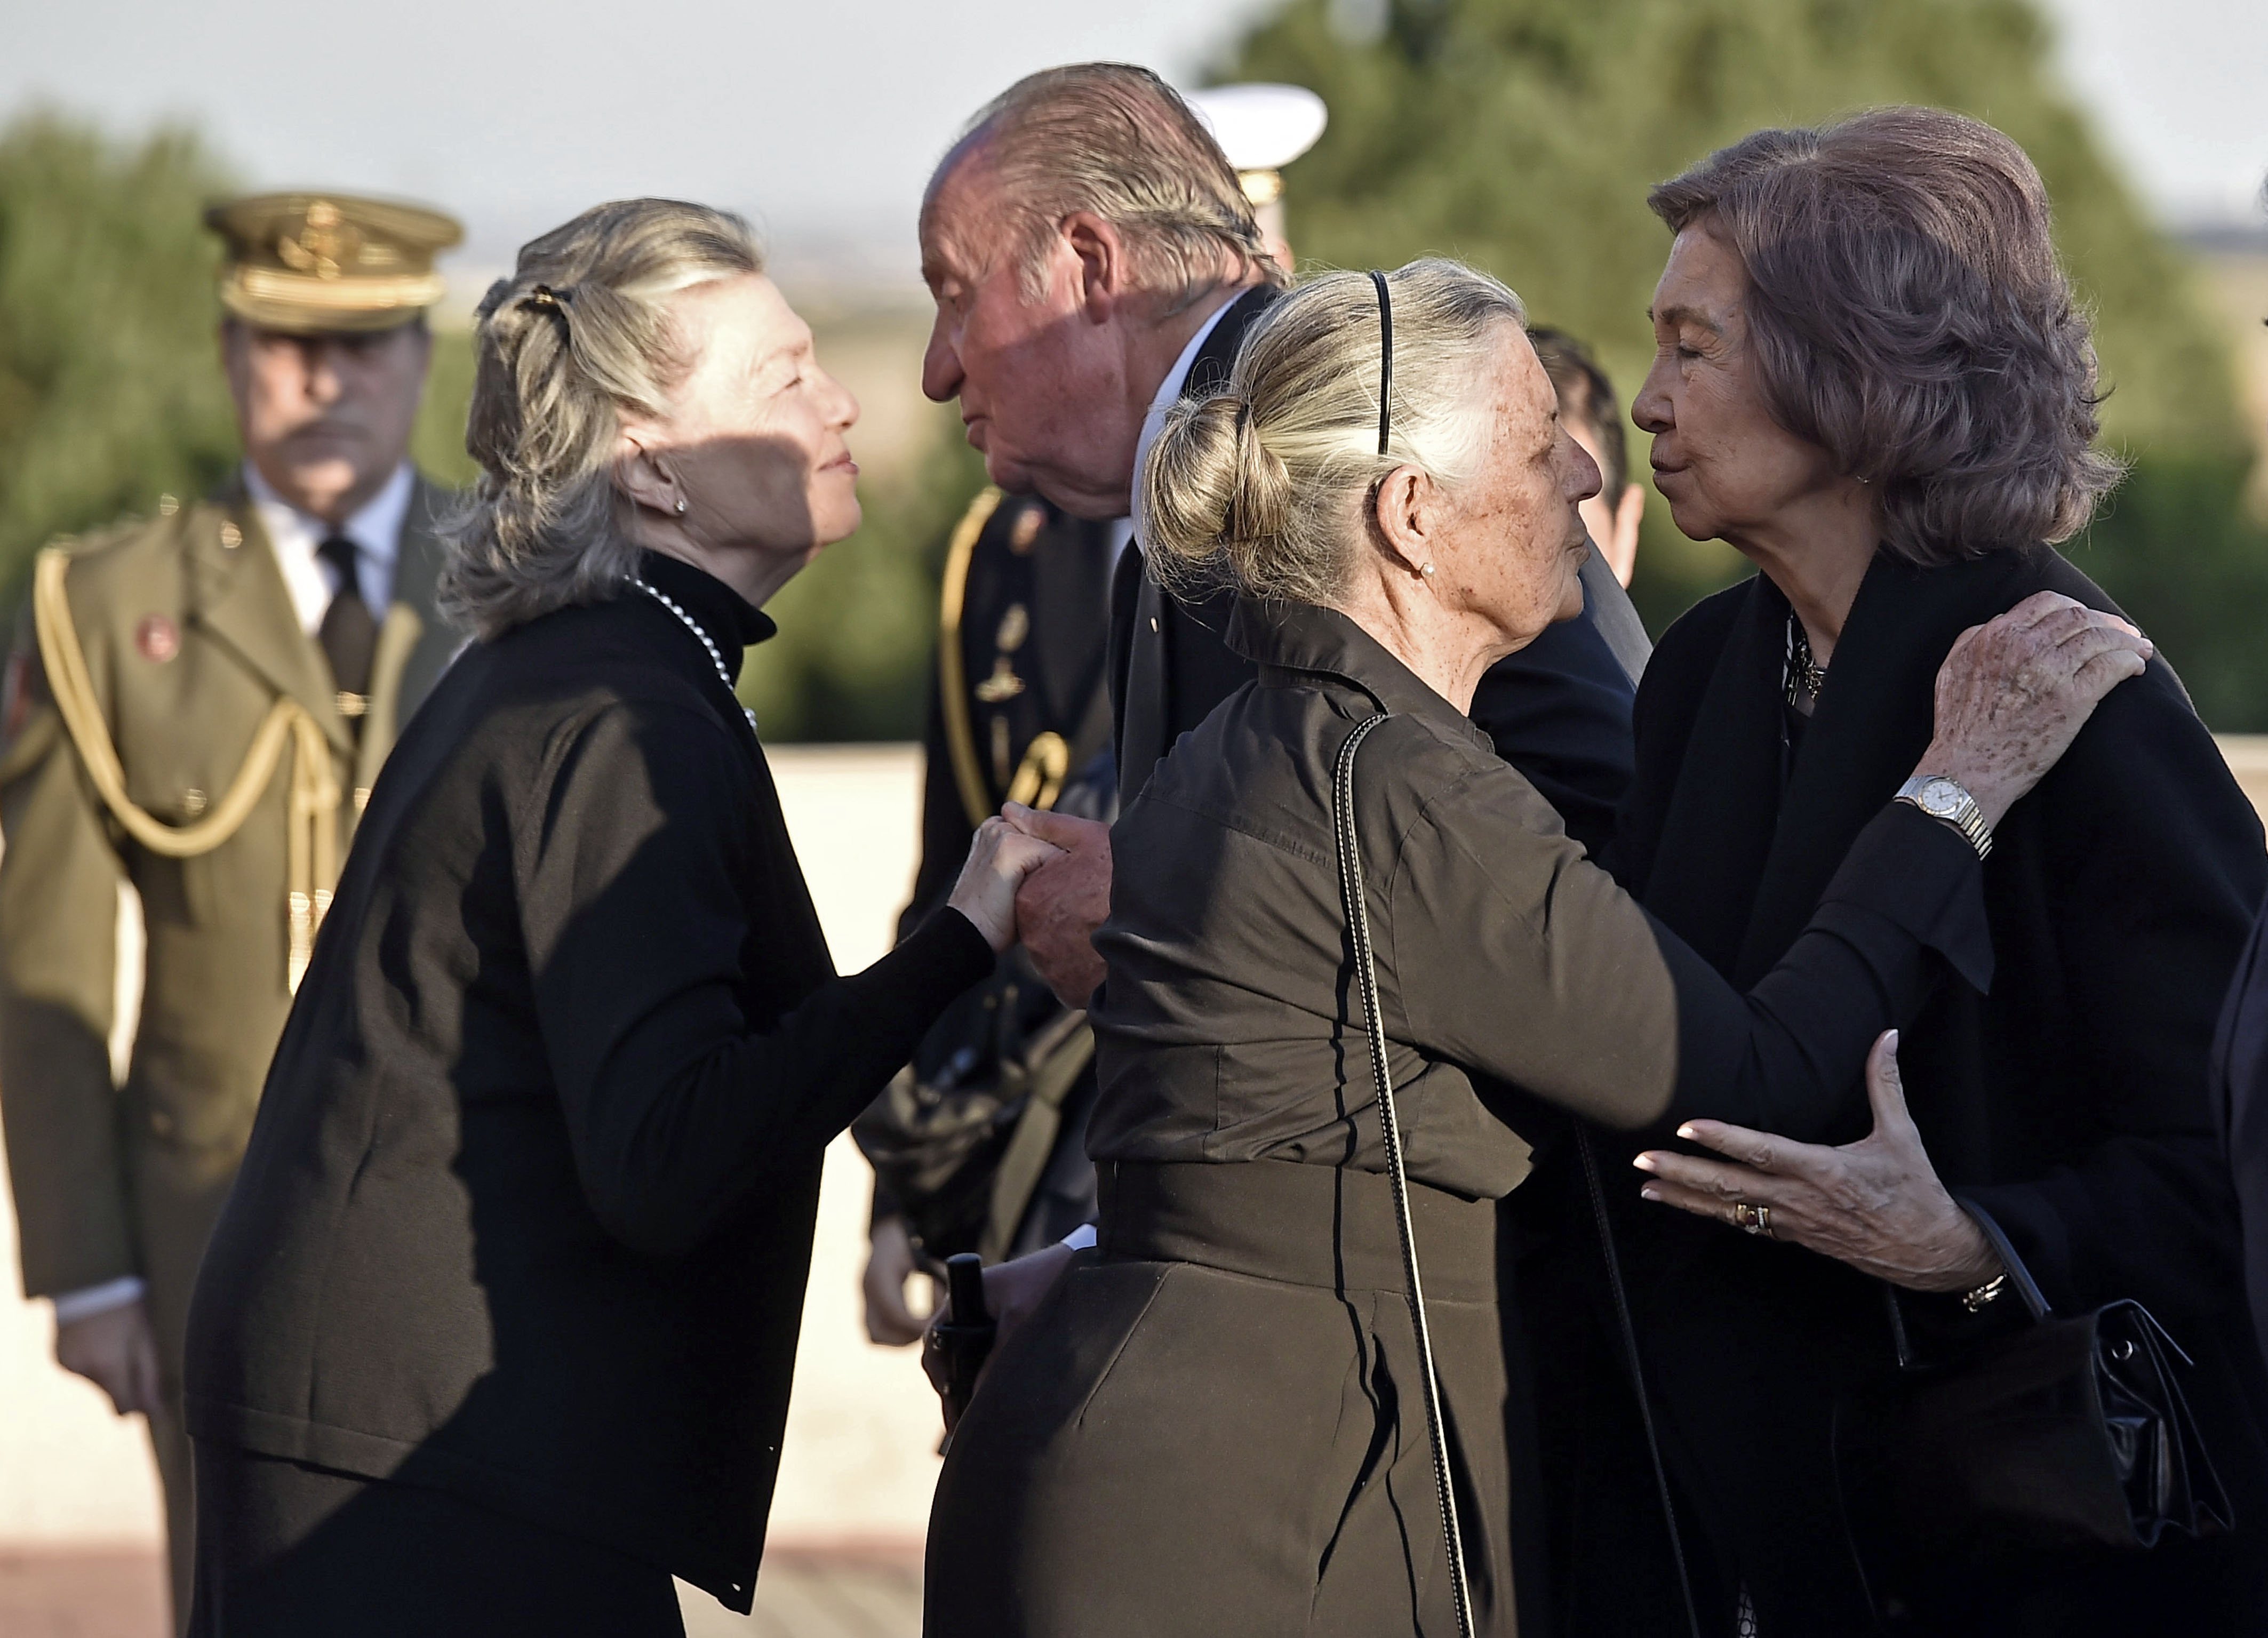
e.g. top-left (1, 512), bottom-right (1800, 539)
top-left (1895, 774), bottom-right (1993, 860)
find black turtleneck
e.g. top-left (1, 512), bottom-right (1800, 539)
top-left (185, 553), bottom-right (993, 1612)
top-left (632, 547), bottom-right (776, 688)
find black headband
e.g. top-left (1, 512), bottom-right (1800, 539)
top-left (1369, 269), bottom-right (1394, 458)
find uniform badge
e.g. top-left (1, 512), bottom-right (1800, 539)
top-left (136, 614), bottom-right (181, 663)
top-left (1008, 504), bottom-right (1045, 554)
top-left (975, 657), bottom-right (1026, 704)
top-left (995, 603), bottom-right (1030, 654)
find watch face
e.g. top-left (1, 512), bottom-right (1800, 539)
top-left (1919, 778), bottom-right (1964, 818)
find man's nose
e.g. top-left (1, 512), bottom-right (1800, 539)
top-left (301, 340), bottom-right (346, 406)
top-left (921, 317), bottom-right (964, 405)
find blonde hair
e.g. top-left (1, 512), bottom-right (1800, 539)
top-left (440, 198), bottom-right (762, 640)
top-left (1143, 260), bottom-right (1527, 604)
top-left (936, 63), bottom-right (1288, 316)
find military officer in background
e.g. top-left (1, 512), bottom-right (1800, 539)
top-left (0, 191), bottom-right (462, 1626)
top-left (856, 86), bottom-right (1330, 1346)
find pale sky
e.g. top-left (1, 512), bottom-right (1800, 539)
top-left (2, 0), bottom-right (2261, 287)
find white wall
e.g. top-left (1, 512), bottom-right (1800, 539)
top-left (0, 742), bottom-right (940, 1550)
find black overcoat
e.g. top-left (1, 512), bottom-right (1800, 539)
top-left (184, 552), bottom-right (992, 1612)
top-left (1570, 547), bottom-right (2268, 1635)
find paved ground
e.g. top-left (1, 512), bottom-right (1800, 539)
top-left (0, 1547), bottom-right (923, 1638)
top-left (681, 1548), bottom-right (922, 1638)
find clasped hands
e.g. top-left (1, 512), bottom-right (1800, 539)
top-left (941, 801), bottom-right (1109, 989)
top-left (1634, 1029), bottom-right (2003, 1293)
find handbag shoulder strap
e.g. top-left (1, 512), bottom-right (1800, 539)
top-left (1332, 714), bottom-right (1475, 1638)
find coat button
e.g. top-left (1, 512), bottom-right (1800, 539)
top-left (1149, 616), bottom-right (1159, 632)
top-left (181, 788), bottom-right (207, 818)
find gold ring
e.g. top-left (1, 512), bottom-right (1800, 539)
top-left (1735, 1201), bottom-right (1772, 1237)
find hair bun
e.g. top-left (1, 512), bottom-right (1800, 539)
top-left (1141, 392), bottom-right (1290, 592)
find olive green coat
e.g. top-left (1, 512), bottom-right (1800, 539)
top-left (0, 476), bottom-right (456, 1343)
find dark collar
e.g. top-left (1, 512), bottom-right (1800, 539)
top-left (634, 550), bottom-right (776, 684)
top-left (1183, 285), bottom-right (1281, 401)
top-left (1226, 595), bottom-right (1494, 754)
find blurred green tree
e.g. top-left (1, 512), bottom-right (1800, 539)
top-left (0, 114), bottom-right (239, 598)
top-left (1228, 0), bottom-right (2268, 726)
top-left (410, 325), bottom-right (478, 491)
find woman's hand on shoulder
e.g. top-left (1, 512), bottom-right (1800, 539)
top-left (947, 813), bottom-right (1066, 953)
top-left (1919, 590), bottom-right (2152, 828)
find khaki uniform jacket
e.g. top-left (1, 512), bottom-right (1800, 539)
top-left (0, 476), bottom-right (457, 1349)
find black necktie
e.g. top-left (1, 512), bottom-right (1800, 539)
top-left (317, 535), bottom-right (377, 709)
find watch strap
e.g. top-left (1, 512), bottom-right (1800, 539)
top-left (1894, 774), bottom-right (1994, 861)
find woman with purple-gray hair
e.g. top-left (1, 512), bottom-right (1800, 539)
top-left (1543, 105), bottom-right (2268, 1635)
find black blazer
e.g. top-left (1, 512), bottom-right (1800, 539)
top-left (1106, 292), bottom-right (1649, 852)
top-left (184, 552), bottom-right (992, 1613)
top-left (1594, 548), bottom-right (2268, 1635)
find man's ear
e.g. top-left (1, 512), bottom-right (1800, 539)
top-left (1061, 212), bottom-right (1129, 324)
top-left (1369, 466), bottom-right (1435, 579)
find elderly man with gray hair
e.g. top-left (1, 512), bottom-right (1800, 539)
top-left (917, 61), bottom-right (1649, 1024)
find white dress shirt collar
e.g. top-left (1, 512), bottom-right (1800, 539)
top-left (244, 461), bottom-right (413, 637)
top-left (1130, 294), bottom-right (1242, 545)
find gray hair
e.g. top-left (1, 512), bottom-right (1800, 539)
top-left (1143, 260), bottom-right (1527, 605)
top-left (440, 198), bottom-right (762, 640)
top-left (1649, 107), bottom-right (2123, 563)
top-left (933, 63), bottom-right (1288, 316)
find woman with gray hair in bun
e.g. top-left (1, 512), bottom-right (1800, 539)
top-left (923, 258), bottom-right (2143, 1637)
top-left (181, 199), bottom-right (1057, 1637)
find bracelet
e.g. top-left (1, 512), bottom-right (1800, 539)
top-left (1962, 1272), bottom-right (2008, 1313)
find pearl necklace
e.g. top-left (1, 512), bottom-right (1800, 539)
top-left (628, 578), bottom-right (760, 738)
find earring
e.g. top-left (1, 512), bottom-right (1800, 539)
top-left (673, 498), bottom-right (688, 515)
top-left (1421, 563), bottom-right (1437, 577)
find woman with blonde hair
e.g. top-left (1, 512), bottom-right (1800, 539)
top-left (181, 199), bottom-right (1057, 1637)
top-left (922, 258), bottom-right (2148, 1635)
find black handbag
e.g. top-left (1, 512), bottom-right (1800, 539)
top-left (851, 958), bottom-right (1094, 1266)
top-left (1833, 1206), bottom-right (2233, 1614)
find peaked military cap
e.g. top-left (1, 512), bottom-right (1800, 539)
top-left (204, 191), bottom-right (463, 334)
top-left (1185, 84), bottom-right (1329, 209)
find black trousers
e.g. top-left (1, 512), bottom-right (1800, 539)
top-left (187, 1440), bottom-right (684, 1638)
